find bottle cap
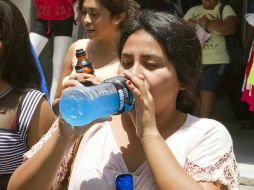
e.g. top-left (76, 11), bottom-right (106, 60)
top-left (76, 49), bottom-right (86, 57)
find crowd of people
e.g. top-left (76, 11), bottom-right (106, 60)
top-left (1, 0), bottom-right (250, 189)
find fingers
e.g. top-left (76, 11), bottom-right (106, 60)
top-left (58, 114), bottom-right (111, 140)
top-left (62, 73), bottom-right (102, 89)
top-left (63, 79), bottom-right (83, 89)
top-left (123, 70), bottom-right (149, 101)
top-left (68, 73), bottom-right (95, 82)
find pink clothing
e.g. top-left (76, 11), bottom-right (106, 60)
top-left (34, 0), bottom-right (76, 20)
top-left (241, 42), bottom-right (254, 111)
top-left (25, 115), bottom-right (239, 190)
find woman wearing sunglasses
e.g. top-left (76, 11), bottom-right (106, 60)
top-left (8, 10), bottom-right (239, 190)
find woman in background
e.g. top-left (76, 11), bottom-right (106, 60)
top-left (0, 1), bottom-right (55, 189)
top-left (52, 0), bottom-right (140, 114)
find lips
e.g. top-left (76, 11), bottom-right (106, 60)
top-left (86, 28), bottom-right (95, 34)
top-left (85, 25), bottom-right (95, 32)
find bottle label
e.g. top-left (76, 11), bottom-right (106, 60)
top-left (76, 66), bottom-right (93, 74)
top-left (118, 89), bottom-right (124, 111)
top-left (75, 60), bottom-right (94, 74)
top-left (88, 83), bottom-right (118, 98)
top-left (104, 76), bottom-right (135, 114)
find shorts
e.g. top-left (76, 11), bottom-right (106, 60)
top-left (31, 16), bottom-right (74, 38)
top-left (200, 64), bottom-right (229, 92)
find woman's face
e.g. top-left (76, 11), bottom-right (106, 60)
top-left (119, 30), bottom-right (182, 114)
top-left (81, 0), bottom-right (118, 40)
top-left (202, 0), bottom-right (218, 9)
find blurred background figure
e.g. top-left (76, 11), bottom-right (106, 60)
top-left (0, 0), bottom-right (55, 189)
top-left (136, 0), bottom-right (183, 16)
top-left (184, 0), bottom-right (238, 118)
top-left (181, 0), bottom-right (201, 14)
top-left (241, 0), bottom-right (254, 129)
top-left (29, 0), bottom-right (78, 103)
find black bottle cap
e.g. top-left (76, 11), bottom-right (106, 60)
top-left (76, 49), bottom-right (86, 57)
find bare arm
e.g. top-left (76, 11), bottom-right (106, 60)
top-left (8, 77), bottom-right (110, 190)
top-left (124, 71), bottom-right (223, 190)
top-left (8, 119), bottom-right (77, 190)
top-left (52, 42), bottom-right (77, 115)
top-left (206, 16), bottom-right (238, 36)
top-left (27, 97), bottom-right (55, 148)
top-left (141, 133), bottom-right (222, 190)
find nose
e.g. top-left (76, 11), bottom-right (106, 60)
top-left (127, 62), bottom-right (143, 76)
top-left (83, 13), bottom-right (91, 24)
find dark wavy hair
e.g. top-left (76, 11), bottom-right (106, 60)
top-left (0, 0), bottom-right (40, 89)
top-left (78, 0), bottom-right (140, 27)
top-left (118, 10), bottom-right (202, 113)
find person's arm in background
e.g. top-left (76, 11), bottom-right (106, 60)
top-left (204, 15), bottom-right (238, 35)
top-left (8, 118), bottom-right (79, 190)
top-left (183, 7), bottom-right (198, 29)
top-left (52, 42), bottom-right (77, 115)
top-left (27, 97), bottom-right (55, 148)
top-left (185, 19), bottom-right (197, 28)
top-left (200, 5), bottom-right (238, 36)
top-left (8, 76), bottom-right (108, 190)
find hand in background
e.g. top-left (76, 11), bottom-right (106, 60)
top-left (196, 16), bottom-right (210, 29)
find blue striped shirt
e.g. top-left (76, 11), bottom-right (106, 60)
top-left (0, 89), bottom-right (45, 174)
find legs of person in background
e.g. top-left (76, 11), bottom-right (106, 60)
top-left (200, 90), bottom-right (216, 118)
top-left (198, 64), bottom-right (228, 118)
top-left (50, 36), bottom-right (71, 103)
top-left (29, 32), bottom-right (48, 56)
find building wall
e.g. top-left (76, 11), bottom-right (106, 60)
top-left (11, 0), bottom-right (32, 30)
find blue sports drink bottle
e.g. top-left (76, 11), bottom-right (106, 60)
top-left (59, 76), bottom-right (135, 126)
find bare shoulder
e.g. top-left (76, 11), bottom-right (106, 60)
top-left (65, 39), bottom-right (91, 60)
top-left (74, 39), bottom-right (91, 50)
top-left (27, 96), bottom-right (55, 148)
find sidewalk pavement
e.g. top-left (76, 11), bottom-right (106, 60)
top-left (214, 94), bottom-right (254, 189)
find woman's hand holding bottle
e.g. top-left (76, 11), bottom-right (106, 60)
top-left (123, 70), bottom-right (159, 139)
top-left (58, 72), bottom-right (110, 140)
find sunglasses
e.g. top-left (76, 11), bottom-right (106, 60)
top-left (115, 173), bottom-right (134, 190)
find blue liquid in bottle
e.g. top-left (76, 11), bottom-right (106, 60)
top-left (59, 76), bottom-right (135, 126)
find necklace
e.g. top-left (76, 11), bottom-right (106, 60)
top-left (0, 87), bottom-right (14, 100)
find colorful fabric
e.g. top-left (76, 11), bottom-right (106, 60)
top-left (248, 57), bottom-right (254, 85)
top-left (241, 42), bottom-right (254, 111)
top-left (33, 0), bottom-right (76, 20)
